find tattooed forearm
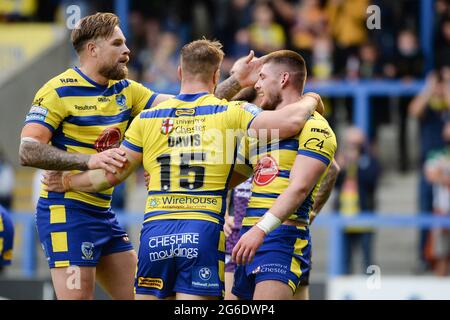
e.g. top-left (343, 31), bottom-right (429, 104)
top-left (215, 75), bottom-right (242, 100)
top-left (19, 141), bottom-right (90, 171)
top-left (312, 160), bottom-right (340, 214)
top-left (232, 87), bottom-right (257, 102)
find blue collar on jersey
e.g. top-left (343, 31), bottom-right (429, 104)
top-left (174, 92), bottom-right (210, 102)
top-left (73, 66), bottom-right (108, 89)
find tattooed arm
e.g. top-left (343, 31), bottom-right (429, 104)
top-left (232, 87), bottom-right (257, 102)
top-left (19, 123), bottom-right (126, 173)
top-left (215, 75), bottom-right (243, 100)
top-left (310, 159), bottom-right (340, 223)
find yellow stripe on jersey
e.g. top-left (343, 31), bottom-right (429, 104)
top-left (0, 214), bottom-right (3, 232)
top-left (144, 212), bottom-right (219, 225)
top-left (288, 280), bottom-right (297, 293)
top-left (0, 238), bottom-right (3, 255)
top-left (25, 67), bottom-right (156, 209)
top-left (124, 92), bottom-right (259, 222)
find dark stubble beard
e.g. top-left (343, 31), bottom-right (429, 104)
top-left (98, 62), bottom-right (128, 80)
top-left (261, 91), bottom-right (282, 111)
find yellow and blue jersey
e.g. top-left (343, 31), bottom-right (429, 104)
top-left (240, 111), bottom-right (337, 226)
top-left (0, 205), bottom-right (14, 266)
top-left (123, 92), bottom-right (260, 225)
top-left (24, 67), bottom-right (158, 209)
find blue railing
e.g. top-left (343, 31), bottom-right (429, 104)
top-left (9, 211), bottom-right (450, 278)
top-left (144, 79), bottom-right (426, 138)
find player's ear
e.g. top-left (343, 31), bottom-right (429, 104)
top-left (86, 41), bottom-right (97, 58)
top-left (177, 65), bottom-right (182, 81)
top-left (280, 72), bottom-right (289, 88)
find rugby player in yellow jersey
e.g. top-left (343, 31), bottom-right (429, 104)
top-left (42, 39), bottom-right (324, 300)
top-left (18, 13), bottom-right (172, 300)
top-left (231, 50), bottom-right (338, 300)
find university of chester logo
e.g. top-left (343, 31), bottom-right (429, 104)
top-left (161, 118), bottom-right (174, 135)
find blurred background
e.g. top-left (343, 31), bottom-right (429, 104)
top-left (1, 0), bottom-right (450, 299)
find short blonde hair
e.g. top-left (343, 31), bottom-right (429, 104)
top-left (71, 12), bottom-right (119, 53)
top-left (180, 39), bottom-right (224, 82)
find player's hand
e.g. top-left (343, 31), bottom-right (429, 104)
top-left (144, 170), bottom-right (150, 188)
top-left (42, 170), bottom-right (68, 192)
top-left (88, 148), bottom-right (127, 174)
top-left (302, 92), bottom-right (325, 115)
top-left (232, 51), bottom-right (267, 88)
top-left (232, 226), bottom-right (265, 265)
top-left (224, 215), bottom-right (234, 238)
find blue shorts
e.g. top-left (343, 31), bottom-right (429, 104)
top-left (36, 198), bottom-right (133, 268)
top-left (135, 219), bottom-right (225, 298)
top-left (0, 207), bottom-right (14, 266)
top-left (232, 224), bottom-right (311, 300)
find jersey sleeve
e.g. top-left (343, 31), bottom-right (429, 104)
top-left (129, 80), bottom-right (159, 117)
top-left (297, 118), bottom-right (337, 166)
top-left (225, 100), bottom-right (262, 132)
top-left (24, 84), bottom-right (66, 133)
top-left (122, 115), bottom-right (144, 153)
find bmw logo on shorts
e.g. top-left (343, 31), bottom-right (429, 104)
top-left (199, 267), bottom-right (211, 281)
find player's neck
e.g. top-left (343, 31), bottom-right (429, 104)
top-left (180, 80), bottom-right (214, 95)
top-left (78, 65), bottom-right (109, 86)
top-left (275, 89), bottom-right (302, 110)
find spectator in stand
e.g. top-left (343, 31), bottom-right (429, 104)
top-left (385, 30), bottom-right (425, 173)
top-left (142, 31), bottom-right (180, 93)
top-left (248, 1), bottom-right (286, 56)
top-left (0, 148), bottom-right (14, 211)
top-left (272, 0), bottom-right (328, 74)
top-left (435, 18), bottom-right (450, 70)
top-left (334, 127), bottom-right (381, 274)
top-left (424, 120), bottom-right (450, 276)
top-left (325, 0), bottom-right (369, 77)
top-left (409, 69), bottom-right (450, 273)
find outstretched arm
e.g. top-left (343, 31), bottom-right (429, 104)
top-left (20, 123), bottom-right (127, 173)
top-left (249, 93), bottom-right (324, 140)
top-left (232, 154), bottom-right (328, 265)
top-left (43, 145), bottom-right (142, 193)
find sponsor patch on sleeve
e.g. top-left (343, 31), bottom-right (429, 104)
top-left (25, 113), bottom-right (46, 122)
top-left (29, 105), bottom-right (49, 116)
top-left (241, 102), bottom-right (262, 116)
